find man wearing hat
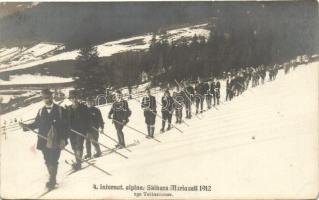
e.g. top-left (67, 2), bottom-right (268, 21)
top-left (85, 97), bottom-right (103, 158)
top-left (66, 90), bottom-right (90, 170)
top-left (20, 89), bottom-right (68, 189)
top-left (108, 90), bottom-right (131, 148)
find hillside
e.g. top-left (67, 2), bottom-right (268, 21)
top-left (1, 62), bottom-right (318, 199)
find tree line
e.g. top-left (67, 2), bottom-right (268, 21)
top-left (74, 1), bottom-right (318, 98)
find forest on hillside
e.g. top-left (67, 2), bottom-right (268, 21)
top-left (71, 1), bottom-right (318, 97)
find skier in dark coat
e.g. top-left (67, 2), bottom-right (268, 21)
top-left (160, 89), bottom-right (174, 132)
top-left (214, 79), bottom-right (221, 105)
top-left (229, 76), bottom-right (236, 100)
top-left (194, 78), bottom-right (205, 114)
top-left (183, 81), bottom-right (194, 119)
top-left (210, 80), bottom-right (216, 105)
top-left (141, 88), bottom-right (157, 138)
top-left (173, 88), bottom-right (184, 124)
top-left (260, 65), bottom-right (267, 84)
top-left (204, 80), bottom-right (212, 110)
top-left (225, 74), bottom-right (231, 101)
top-left (85, 97), bottom-right (104, 158)
top-left (108, 90), bottom-right (131, 148)
top-left (20, 89), bottom-right (68, 189)
top-left (66, 90), bottom-right (90, 170)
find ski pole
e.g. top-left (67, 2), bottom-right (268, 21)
top-left (111, 118), bottom-right (161, 143)
top-left (92, 127), bottom-right (132, 152)
top-left (70, 129), bottom-right (128, 159)
top-left (155, 99), bottom-right (189, 128)
top-left (174, 80), bottom-right (203, 119)
top-left (19, 123), bottom-right (112, 176)
top-left (133, 98), bottom-right (184, 133)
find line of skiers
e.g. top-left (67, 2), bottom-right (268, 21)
top-left (18, 61), bottom-right (289, 190)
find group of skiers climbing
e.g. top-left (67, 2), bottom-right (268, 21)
top-left (19, 61), bottom-right (295, 190)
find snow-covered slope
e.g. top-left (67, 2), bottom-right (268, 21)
top-left (0, 74), bottom-right (73, 85)
top-left (1, 62), bottom-right (318, 199)
top-left (0, 43), bottom-right (65, 71)
top-left (0, 24), bottom-right (209, 73)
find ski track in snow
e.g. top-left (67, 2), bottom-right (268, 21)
top-left (0, 62), bottom-right (318, 199)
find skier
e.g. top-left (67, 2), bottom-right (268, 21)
top-left (160, 90), bottom-right (174, 132)
top-left (209, 79), bottom-right (215, 106)
top-left (85, 97), bottom-right (103, 158)
top-left (194, 78), bottom-right (205, 114)
top-left (274, 64), bottom-right (279, 79)
top-left (183, 81), bottom-right (194, 119)
top-left (66, 90), bottom-right (90, 170)
top-left (214, 79), bottom-right (221, 105)
top-left (20, 89), bottom-right (68, 189)
top-left (230, 75), bottom-right (236, 100)
top-left (141, 88), bottom-right (157, 138)
top-left (108, 90), bottom-right (131, 148)
top-left (205, 80), bottom-right (212, 109)
top-left (173, 87), bottom-right (184, 124)
top-left (260, 65), bottom-right (267, 84)
top-left (284, 62), bottom-right (290, 74)
top-left (233, 73), bottom-right (241, 96)
top-left (225, 76), bottom-right (232, 101)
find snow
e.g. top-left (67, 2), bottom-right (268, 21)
top-left (0, 47), bottom-right (25, 63)
top-left (0, 24), bottom-right (209, 73)
top-left (0, 42), bottom-right (65, 72)
top-left (97, 23), bottom-right (209, 57)
top-left (23, 43), bottom-right (64, 57)
top-left (1, 62), bottom-right (318, 199)
top-left (166, 24), bottom-right (209, 42)
top-left (0, 91), bottom-right (37, 104)
top-left (97, 35), bottom-right (153, 57)
top-left (0, 95), bottom-right (13, 104)
top-left (0, 74), bottom-right (73, 85)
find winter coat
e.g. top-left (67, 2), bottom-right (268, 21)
top-left (108, 100), bottom-right (131, 123)
top-left (28, 104), bottom-right (68, 150)
top-left (161, 96), bottom-right (174, 113)
top-left (185, 85), bottom-right (195, 101)
top-left (203, 82), bottom-right (210, 95)
top-left (210, 82), bottom-right (216, 95)
top-left (88, 106), bottom-right (104, 129)
top-left (195, 83), bottom-right (206, 95)
top-left (173, 91), bottom-right (184, 110)
top-left (66, 103), bottom-right (90, 134)
top-left (141, 95), bottom-right (157, 112)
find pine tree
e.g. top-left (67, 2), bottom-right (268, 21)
top-left (74, 46), bottom-right (107, 98)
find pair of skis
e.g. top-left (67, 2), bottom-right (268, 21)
top-left (64, 139), bottom-right (140, 176)
top-left (37, 140), bottom-right (140, 198)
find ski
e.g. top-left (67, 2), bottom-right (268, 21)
top-left (65, 162), bottom-right (94, 176)
top-left (37, 186), bottom-right (57, 198)
top-left (64, 140), bottom-right (140, 175)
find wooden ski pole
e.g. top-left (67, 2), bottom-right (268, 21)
top-left (111, 118), bottom-right (161, 143)
top-left (92, 127), bottom-right (132, 152)
top-left (70, 129), bottom-right (128, 159)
